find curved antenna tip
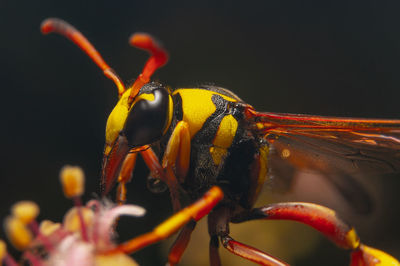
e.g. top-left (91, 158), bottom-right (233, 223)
top-left (40, 18), bottom-right (62, 34)
top-left (40, 18), bottom-right (53, 34)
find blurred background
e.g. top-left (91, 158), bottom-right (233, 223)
top-left (1, 1), bottom-right (400, 265)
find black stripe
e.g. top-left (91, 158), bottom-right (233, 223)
top-left (172, 93), bottom-right (183, 121)
top-left (192, 94), bottom-right (228, 144)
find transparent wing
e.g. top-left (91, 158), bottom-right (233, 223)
top-left (248, 110), bottom-right (400, 215)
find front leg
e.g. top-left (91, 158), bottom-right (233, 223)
top-left (117, 121), bottom-right (191, 210)
top-left (106, 186), bottom-right (223, 255)
top-left (116, 152), bottom-right (137, 205)
top-left (162, 120), bottom-right (191, 183)
top-left (231, 202), bottom-right (400, 266)
top-left (159, 120), bottom-right (191, 211)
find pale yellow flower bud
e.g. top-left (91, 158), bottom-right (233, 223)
top-left (63, 207), bottom-right (94, 234)
top-left (39, 220), bottom-right (61, 236)
top-left (4, 216), bottom-right (33, 250)
top-left (11, 201), bottom-right (40, 224)
top-left (59, 165), bottom-right (85, 198)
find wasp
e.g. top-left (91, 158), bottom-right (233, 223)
top-left (41, 18), bottom-right (400, 265)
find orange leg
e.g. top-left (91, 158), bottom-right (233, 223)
top-left (231, 202), bottom-right (400, 266)
top-left (141, 121), bottom-right (191, 211)
top-left (115, 152), bottom-right (137, 204)
top-left (167, 220), bottom-right (196, 265)
top-left (162, 121), bottom-right (191, 183)
top-left (106, 186), bottom-right (224, 255)
top-left (114, 121), bottom-right (191, 211)
top-left (140, 147), bottom-right (182, 211)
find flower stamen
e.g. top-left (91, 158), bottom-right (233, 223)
top-left (59, 166), bottom-right (89, 242)
top-left (4, 216), bottom-right (33, 251)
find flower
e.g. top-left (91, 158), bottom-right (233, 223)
top-left (1, 165), bottom-right (145, 266)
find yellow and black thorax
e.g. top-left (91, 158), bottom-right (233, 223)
top-left (160, 85), bottom-right (269, 209)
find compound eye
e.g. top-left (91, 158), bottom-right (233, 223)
top-left (122, 86), bottom-right (171, 147)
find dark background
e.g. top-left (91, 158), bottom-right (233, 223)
top-left (1, 1), bottom-right (400, 265)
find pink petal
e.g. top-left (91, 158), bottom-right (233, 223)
top-left (97, 205), bottom-right (145, 250)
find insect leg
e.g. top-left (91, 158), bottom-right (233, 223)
top-left (167, 220), bottom-right (196, 266)
top-left (141, 121), bottom-right (191, 211)
top-left (162, 121), bottom-right (191, 183)
top-left (140, 147), bottom-right (181, 211)
top-left (115, 152), bottom-right (137, 205)
top-left (209, 235), bottom-right (221, 266)
top-left (208, 205), bottom-right (287, 266)
top-left (105, 186), bottom-right (223, 255)
top-left (231, 202), bottom-right (400, 265)
top-left (207, 205), bottom-right (230, 266)
top-left (136, 122), bottom-right (191, 262)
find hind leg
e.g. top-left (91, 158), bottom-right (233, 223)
top-left (231, 202), bottom-right (399, 265)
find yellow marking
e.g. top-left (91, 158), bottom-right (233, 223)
top-left (136, 93), bottom-right (155, 102)
top-left (213, 115), bottom-right (238, 148)
top-left (105, 90), bottom-right (156, 154)
top-left (254, 145), bottom-right (269, 200)
top-left (345, 228), bottom-right (360, 249)
top-left (173, 89), bottom-right (237, 139)
top-left (174, 88), bottom-right (238, 103)
top-left (210, 114), bottom-right (238, 165)
top-left (163, 94), bottom-right (174, 135)
top-left (209, 146), bottom-right (228, 166)
top-left (105, 89), bottom-right (132, 150)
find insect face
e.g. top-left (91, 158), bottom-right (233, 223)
top-left (102, 83), bottom-right (173, 194)
top-left (104, 83), bottom-right (173, 155)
